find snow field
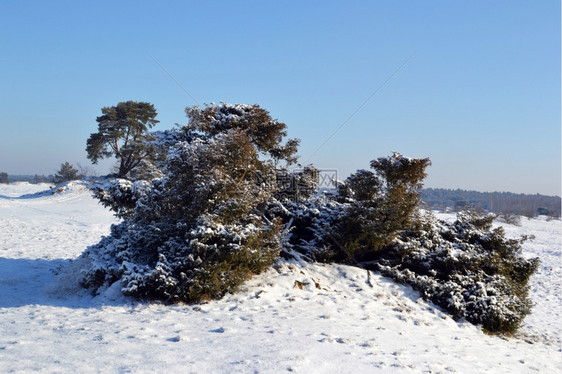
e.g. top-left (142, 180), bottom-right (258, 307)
top-left (0, 183), bottom-right (560, 373)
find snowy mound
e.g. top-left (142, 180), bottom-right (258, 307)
top-left (0, 182), bottom-right (560, 372)
top-left (49, 180), bottom-right (91, 196)
top-left (0, 182), bottom-right (54, 198)
top-left (0, 180), bottom-right (94, 200)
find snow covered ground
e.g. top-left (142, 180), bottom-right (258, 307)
top-left (0, 182), bottom-right (560, 373)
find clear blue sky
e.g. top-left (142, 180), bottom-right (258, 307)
top-left (0, 1), bottom-right (560, 195)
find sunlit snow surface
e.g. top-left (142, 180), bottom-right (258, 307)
top-left (0, 182), bottom-right (560, 373)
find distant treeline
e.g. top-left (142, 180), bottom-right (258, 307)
top-left (422, 188), bottom-right (561, 217)
top-left (3, 163), bottom-right (95, 185)
top-left (5, 174), bottom-right (55, 184)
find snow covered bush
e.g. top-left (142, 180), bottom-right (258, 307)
top-left (274, 155), bottom-right (539, 333)
top-left (274, 165), bottom-right (319, 203)
top-left (78, 103), bottom-right (298, 302)
top-left (373, 211), bottom-right (539, 334)
top-left (278, 153), bottom-right (431, 263)
top-left (497, 212), bottom-right (522, 226)
top-left (91, 178), bottom-right (152, 219)
top-left (266, 193), bottom-right (346, 262)
top-left (76, 101), bottom-right (540, 333)
top-left (335, 153), bottom-right (430, 262)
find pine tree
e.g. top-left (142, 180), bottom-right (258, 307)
top-left (86, 101), bottom-right (159, 178)
top-left (54, 162), bottom-right (82, 184)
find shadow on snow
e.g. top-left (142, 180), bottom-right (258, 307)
top-left (0, 256), bottom-right (133, 309)
top-left (0, 190), bottom-right (54, 200)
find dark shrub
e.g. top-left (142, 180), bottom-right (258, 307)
top-left (374, 211), bottom-right (539, 333)
top-left (78, 103), bottom-right (297, 302)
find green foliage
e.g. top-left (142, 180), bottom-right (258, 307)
top-left (335, 152), bottom-right (431, 261)
top-left (185, 103), bottom-right (300, 166)
top-left (86, 101), bottom-right (159, 178)
top-left (181, 216), bottom-right (282, 302)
